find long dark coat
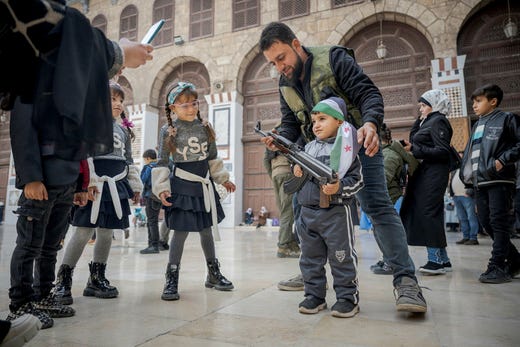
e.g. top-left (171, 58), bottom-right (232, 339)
top-left (400, 112), bottom-right (453, 247)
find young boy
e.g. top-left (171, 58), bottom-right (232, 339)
top-left (460, 84), bottom-right (520, 283)
top-left (140, 149), bottom-right (163, 254)
top-left (292, 97), bottom-right (364, 318)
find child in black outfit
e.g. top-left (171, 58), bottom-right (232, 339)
top-left (460, 84), bottom-right (520, 283)
top-left (153, 82), bottom-right (236, 301)
top-left (140, 149), bottom-right (162, 254)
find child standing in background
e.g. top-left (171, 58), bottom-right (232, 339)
top-left (54, 83), bottom-right (142, 304)
top-left (460, 84), bottom-right (520, 283)
top-left (140, 149), bottom-right (162, 254)
top-left (152, 82), bottom-right (236, 301)
top-left (293, 97), bottom-right (363, 318)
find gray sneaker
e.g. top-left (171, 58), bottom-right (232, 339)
top-left (277, 274), bottom-right (304, 291)
top-left (394, 277), bottom-right (427, 313)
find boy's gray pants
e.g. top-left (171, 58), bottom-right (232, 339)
top-left (299, 204), bottom-right (358, 303)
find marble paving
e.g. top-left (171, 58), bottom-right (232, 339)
top-left (0, 223), bottom-right (519, 347)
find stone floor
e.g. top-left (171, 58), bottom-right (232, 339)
top-left (0, 223), bottom-right (519, 347)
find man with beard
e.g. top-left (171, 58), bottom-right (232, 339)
top-left (259, 22), bottom-right (427, 313)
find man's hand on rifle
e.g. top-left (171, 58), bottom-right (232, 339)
top-left (322, 181), bottom-right (340, 195)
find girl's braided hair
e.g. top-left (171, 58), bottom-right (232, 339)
top-left (164, 83), bottom-right (215, 153)
top-left (110, 82), bottom-right (135, 141)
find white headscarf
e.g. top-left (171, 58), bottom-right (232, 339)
top-left (420, 89), bottom-right (451, 116)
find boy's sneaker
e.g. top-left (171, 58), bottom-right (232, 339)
top-left (372, 262), bottom-right (393, 275)
top-left (464, 239), bottom-right (479, 245)
top-left (298, 296), bottom-right (327, 314)
top-left (479, 265), bottom-right (512, 284)
top-left (7, 302), bottom-right (54, 329)
top-left (140, 246), bottom-right (160, 254)
top-left (33, 293), bottom-right (76, 318)
top-left (159, 242), bottom-right (169, 251)
top-left (442, 262), bottom-right (453, 272)
top-left (330, 299), bottom-right (359, 318)
top-left (508, 259), bottom-right (520, 278)
top-left (369, 260), bottom-right (385, 271)
top-left (277, 274), bottom-right (304, 291)
top-left (419, 261), bottom-right (446, 275)
top-left (394, 277), bottom-right (427, 313)
top-left (456, 238), bottom-right (469, 244)
top-left (1, 313), bottom-right (41, 346)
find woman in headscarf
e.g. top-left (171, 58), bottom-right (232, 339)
top-left (400, 89), bottom-right (454, 275)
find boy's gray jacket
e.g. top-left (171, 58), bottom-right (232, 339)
top-left (297, 138), bottom-right (363, 207)
top-left (460, 110), bottom-right (520, 186)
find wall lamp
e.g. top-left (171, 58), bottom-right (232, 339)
top-left (174, 35), bottom-right (184, 45)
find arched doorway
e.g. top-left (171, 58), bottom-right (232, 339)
top-left (458, 0), bottom-right (520, 118)
top-left (242, 54), bottom-right (280, 218)
top-left (345, 20), bottom-right (434, 140)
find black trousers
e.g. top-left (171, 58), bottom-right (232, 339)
top-left (9, 184), bottom-right (75, 309)
top-left (145, 197), bottom-right (162, 247)
top-left (476, 184), bottom-right (520, 267)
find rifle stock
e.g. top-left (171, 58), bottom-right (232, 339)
top-left (255, 121), bottom-right (337, 208)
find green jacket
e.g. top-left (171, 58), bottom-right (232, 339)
top-left (383, 141), bottom-right (419, 204)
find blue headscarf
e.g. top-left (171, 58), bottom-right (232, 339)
top-left (167, 81), bottom-right (196, 105)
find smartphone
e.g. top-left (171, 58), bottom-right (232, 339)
top-left (399, 139), bottom-right (406, 146)
top-left (141, 19), bottom-right (165, 44)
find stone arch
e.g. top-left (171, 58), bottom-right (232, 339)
top-left (338, 9), bottom-right (434, 50)
top-left (457, 0), bottom-right (520, 116)
top-left (342, 14), bottom-right (435, 138)
top-left (149, 58), bottom-right (210, 132)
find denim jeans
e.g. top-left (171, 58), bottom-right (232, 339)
top-left (453, 195), bottom-right (479, 240)
top-left (356, 149), bottom-right (416, 285)
top-left (475, 184), bottom-right (519, 267)
top-left (427, 247), bottom-right (450, 264)
top-left (145, 197), bottom-right (162, 247)
top-left (9, 184), bottom-right (75, 309)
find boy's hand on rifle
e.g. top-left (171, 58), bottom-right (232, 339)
top-left (24, 181), bottom-right (48, 200)
top-left (293, 164), bottom-right (303, 177)
top-left (322, 181), bottom-right (340, 195)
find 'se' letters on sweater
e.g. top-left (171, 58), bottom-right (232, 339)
top-left (176, 136), bottom-right (208, 161)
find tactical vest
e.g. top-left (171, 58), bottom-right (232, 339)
top-left (279, 46), bottom-right (362, 143)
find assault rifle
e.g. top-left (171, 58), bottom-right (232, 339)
top-left (254, 121), bottom-right (337, 208)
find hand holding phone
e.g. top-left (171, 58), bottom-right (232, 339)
top-left (141, 20), bottom-right (165, 44)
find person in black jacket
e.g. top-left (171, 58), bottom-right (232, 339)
top-left (2, 0), bottom-right (153, 330)
top-left (460, 84), bottom-right (520, 283)
top-left (259, 21), bottom-right (427, 313)
top-left (401, 89), bottom-right (454, 276)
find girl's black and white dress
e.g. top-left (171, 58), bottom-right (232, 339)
top-left (153, 119), bottom-right (228, 232)
top-left (71, 120), bottom-right (142, 229)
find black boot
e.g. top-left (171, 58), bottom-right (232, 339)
top-left (53, 264), bottom-right (74, 305)
top-left (161, 263), bottom-right (180, 301)
top-left (83, 262), bottom-right (119, 298)
top-left (205, 258), bottom-right (234, 291)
